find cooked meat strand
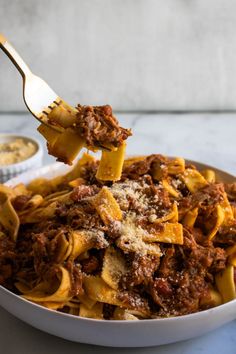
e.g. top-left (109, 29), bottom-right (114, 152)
top-left (75, 104), bottom-right (131, 148)
top-left (0, 154), bottom-right (235, 319)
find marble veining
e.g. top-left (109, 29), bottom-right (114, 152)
top-left (1, 112), bottom-right (236, 174)
top-left (0, 112), bottom-right (235, 354)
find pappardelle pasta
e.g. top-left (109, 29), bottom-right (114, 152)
top-left (37, 100), bottom-right (131, 181)
top-left (0, 154), bottom-right (235, 320)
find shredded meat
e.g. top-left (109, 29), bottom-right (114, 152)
top-left (178, 183), bottom-right (225, 220)
top-left (147, 229), bottom-right (227, 316)
top-left (182, 228), bottom-right (226, 273)
top-left (12, 195), bottom-right (31, 211)
top-left (1, 154), bottom-right (235, 320)
top-left (66, 260), bottom-right (83, 296)
top-left (56, 201), bottom-right (103, 230)
top-left (122, 155), bottom-right (167, 180)
top-left (121, 254), bottom-right (160, 288)
top-left (224, 182), bottom-right (236, 201)
top-left (117, 291), bottom-right (150, 315)
top-left (79, 160), bottom-right (99, 184)
top-left (81, 255), bottom-right (100, 274)
top-left (70, 185), bottom-right (99, 202)
top-left (75, 104), bottom-right (131, 148)
top-left (214, 222), bottom-right (236, 246)
top-left (158, 247), bottom-right (177, 278)
top-left (0, 234), bottom-right (16, 287)
top-left (103, 304), bottom-right (116, 319)
top-left (32, 232), bottom-right (51, 276)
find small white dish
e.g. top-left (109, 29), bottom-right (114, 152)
top-left (0, 134), bottom-right (43, 183)
top-left (0, 159), bottom-right (235, 347)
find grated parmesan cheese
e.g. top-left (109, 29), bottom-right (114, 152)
top-left (116, 213), bottom-right (162, 256)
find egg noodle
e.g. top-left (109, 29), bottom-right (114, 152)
top-left (37, 101), bottom-right (131, 181)
top-left (0, 153), bottom-right (235, 320)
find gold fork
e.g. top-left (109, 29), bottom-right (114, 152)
top-left (0, 33), bottom-right (68, 131)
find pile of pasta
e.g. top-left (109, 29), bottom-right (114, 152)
top-left (0, 154), bottom-right (235, 320)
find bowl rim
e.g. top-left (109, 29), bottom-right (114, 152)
top-left (0, 133), bottom-right (43, 169)
top-left (1, 280), bottom-right (236, 324)
top-left (1, 157), bottom-right (236, 324)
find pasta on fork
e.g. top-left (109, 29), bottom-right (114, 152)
top-left (37, 101), bottom-right (131, 181)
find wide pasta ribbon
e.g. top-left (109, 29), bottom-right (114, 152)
top-left (20, 266), bottom-right (72, 303)
top-left (180, 169), bottom-right (208, 193)
top-left (83, 276), bottom-right (150, 317)
top-left (215, 265), bottom-right (236, 303)
top-left (0, 192), bottom-right (19, 241)
top-left (101, 246), bottom-right (127, 290)
top-left (93, 186), bottom-right (123, 224)
top-left (208, 193), bottom-right (234, 240)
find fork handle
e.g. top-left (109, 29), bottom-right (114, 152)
top-left (0, 34), bottom-right (32, 78)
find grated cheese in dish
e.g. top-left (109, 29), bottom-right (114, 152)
top-left (0, 138), bottom-right (37, 166)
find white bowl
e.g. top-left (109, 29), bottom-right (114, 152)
top-left (0, 134), bottom-right (43, 183)
top-left (0, 160), bottom-right (236, 347)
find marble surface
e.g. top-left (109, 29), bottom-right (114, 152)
top-left (1, 112), bottom-right (236, 174)
top-left (0, 112), bottom-right (236, 354)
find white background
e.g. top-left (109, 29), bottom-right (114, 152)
top-left (1, 0), bottom-right (236, 112)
